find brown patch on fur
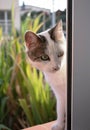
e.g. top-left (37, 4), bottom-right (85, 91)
top-left (48, 27), bottom-right (56, 41)
top-left (38, 35), bottom-right (47, 43)
top-left (27, 42), bottom-right (47, 61)
top-left (25, 32), bottom-right (48, 61)
top-left (25, 31), bottom-right (48, 61)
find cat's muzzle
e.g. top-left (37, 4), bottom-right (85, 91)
top-left (52, 66), bottom-right (60, 72)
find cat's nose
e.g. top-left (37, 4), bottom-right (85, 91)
top-left (53, 66), bottom-right (60, 71)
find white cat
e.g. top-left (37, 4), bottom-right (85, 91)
top-left (25, 21), bottom-right (67, 130)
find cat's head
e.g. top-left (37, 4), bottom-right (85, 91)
top-left (25, 21), bottom-right (66, 73)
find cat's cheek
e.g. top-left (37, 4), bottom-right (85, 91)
top-left (31, 62), bottom-right (45, 72)
top-left (28, 59), bottom-right (45, 72)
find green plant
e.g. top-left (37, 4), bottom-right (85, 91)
top-left (21, 13), bottom-right (45, 36)
top-left (0, 27), bottom-right (2, 39)
top-left (7, 39), bottom-right (56, 126)
top-left (0, 96), bottom-right (8, 123)
top-left (18, 67), bottom-right (56, 126)
top-left (0, 124), bottom-right (11, 130)
top-left (0, 34), bottom-right (56, 129)
top-left (0, 40), bottom-right (13, 129)
top-left (0, 10), bottom-right (56, 129)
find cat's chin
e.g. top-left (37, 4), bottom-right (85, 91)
top-left (48, 69), bottom-right (60, 73)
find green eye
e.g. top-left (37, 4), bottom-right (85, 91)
top-left (41, 55), bottom-right (50, 61)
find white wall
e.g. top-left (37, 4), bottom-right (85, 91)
top-left (0, 0), bottom-right (20, 32)
top-left (0, 0), bottom-right (13, 10)
top-left (14, 0), bottom-right (20, 31)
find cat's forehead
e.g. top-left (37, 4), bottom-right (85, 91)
top-left (38, 33), bottom-right (63, 56)
top-left (38, 31), bottom-right (64, 48)
top-left (38, 30), bottom-right (50, 43)
top-left (38, 28), bottom-right (65, 44)
top-left (38, 30), bottom-right (57, 46)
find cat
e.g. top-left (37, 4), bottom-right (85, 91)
top-left (24, 21), bottom-right (67, 130)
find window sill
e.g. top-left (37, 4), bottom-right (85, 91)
top-left (22, 121), bottom-right (55, 130)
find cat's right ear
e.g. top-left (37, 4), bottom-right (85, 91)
top-left (25, 31), bottom-right (39, 49)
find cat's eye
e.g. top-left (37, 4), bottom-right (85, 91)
top-left (40, 55), bottom-right (50, 61)
top-left (58, 51), bottom-right (64, 57)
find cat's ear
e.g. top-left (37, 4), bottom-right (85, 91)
top-left (55, 20), bottom-right (63, 32)
top-left (49, 20), bottom-right (64, 42)
top-left (55, 20), bottom-right (65, 42)
top-left (25, 31), bottom-right (40, 48)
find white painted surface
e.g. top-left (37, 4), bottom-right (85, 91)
top-left (72, 0), bottom-right (90, 129)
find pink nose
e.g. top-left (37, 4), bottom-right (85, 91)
top-left (53, 66), bottom-right (60, 71)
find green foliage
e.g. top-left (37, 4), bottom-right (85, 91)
top-left (0, 124), bottom-right (11, 130)
top-left (19, 68), bottom-right (56, 125)
top-left (0, 10), bottom-right (56, 130)
top-left (0, 96), bottom-right (8, 123)
top-left (21, 13), bottom-right (44, 37)
top-left (0, 27), bottom-right (2, 39)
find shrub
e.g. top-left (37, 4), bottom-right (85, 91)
top-left (0, 13), bottom-right (56, 130)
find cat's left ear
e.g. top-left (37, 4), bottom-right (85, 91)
top-left (55, 20), bottom-right (63, 32)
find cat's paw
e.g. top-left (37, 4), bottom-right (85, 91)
top-left (51, 123), bottom-right (64, 130)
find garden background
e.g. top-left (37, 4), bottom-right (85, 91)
top-left (0, 2), bottom-right (66, 130)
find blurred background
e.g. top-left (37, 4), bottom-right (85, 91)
top-left (0, 0), bottom-right (66, 130)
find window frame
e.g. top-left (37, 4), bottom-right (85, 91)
top-left (67, 0), bottom-right (72, 130)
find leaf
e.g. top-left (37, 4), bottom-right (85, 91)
top-left (0, 124), bottom-right (11, 130)
top-left (33, 13), bottom-right (44, 32)
top-left (0, 97), bottom-right (8, 120)
top-left (0, 27), bottom-right (2, 38)
top-left (19, 99), bottom-right (34, 125)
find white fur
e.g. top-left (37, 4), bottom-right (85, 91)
top-left (26, 30), bottom-right (66, 130)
